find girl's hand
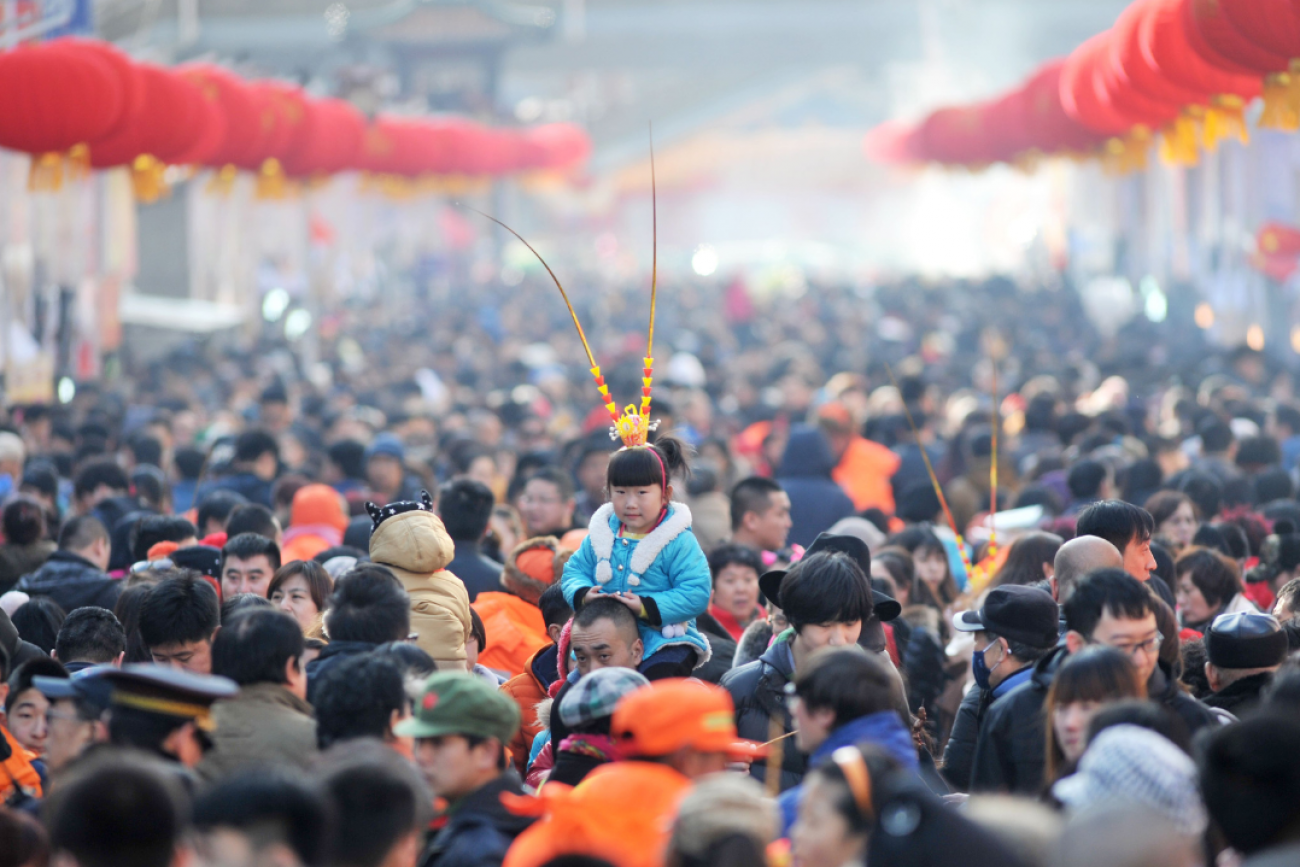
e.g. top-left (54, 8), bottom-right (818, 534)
top-left (585, 586), bottom-right (606, 599)
top-left (612, 591), bottom-right (642, 613)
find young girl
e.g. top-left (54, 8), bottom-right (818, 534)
top-left (560, 436), bottom-right (713, 680)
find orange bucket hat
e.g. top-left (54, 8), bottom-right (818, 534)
top-left (611, 679), bottom-right (767, 761)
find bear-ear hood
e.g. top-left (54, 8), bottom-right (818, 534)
top-left (369, 508), bottom-right (455, 575)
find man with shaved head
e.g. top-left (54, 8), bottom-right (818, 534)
top-left (1052, 535), bottom-right (1124, 603)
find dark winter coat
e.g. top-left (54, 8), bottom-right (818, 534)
top-left (0, 541), bottom-right (55, 593)
top-left (903, 626), bottom-right (951, 719)
top-left (15, 551), bottom-right (120, 612)
top-left (447, 540), bottom-right (504, 603)
top-left (694, 611), bottom-right (738, 684)
top-left (1149, 660), bottom-right (1226, 732)
top-left (419, 773), bottom-right (534, 867)
top-left (941, 664), bottom-right (1036, 792)
top-left (970, 647), bottom-right (1066, 794)
top-left (547, 734), bottom-right (615, 788)
top-left (1204, 672), bottom-right (1274, 717)
top-left (775, 427), bottom-right (856, 549)
top-left (721, 636), bottom-right (804, 791)
top-left (90, 495), bottom-right (147, 572)
top-left (971, 650), bottom-right (1221, 795)
top-left (109, 507), bottom-right (158, 572)
top-left (195, 473), bottom-right (273, 508)
top-left (941, 685), bottom-right (991, 792)
top-left (305, 640), bottom-right (378, 705)
top-left (733, 619), bottom-right (773, 669)
top-left (867, 766), bottom-right (1032, 867)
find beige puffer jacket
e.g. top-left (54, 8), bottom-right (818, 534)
top-left (368, 506), bottom-right (471, 668)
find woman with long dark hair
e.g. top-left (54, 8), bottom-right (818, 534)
top-left (1043, 645), bottom-right (1146, 785)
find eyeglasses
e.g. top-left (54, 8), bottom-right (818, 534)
top-left (45, 710), bottom-right (83, 724)
top-left (1092, 633), bottom-right (1163, 658)
top-left (520, 495), bottom-right (563, 507)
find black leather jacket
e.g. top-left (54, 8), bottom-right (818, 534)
top-left (721, 637), bottom-right (804, 792)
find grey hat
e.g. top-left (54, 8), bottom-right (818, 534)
top-left (1052, 725), bottom-right (1206, 836)
top-left (558, 667), bottom-right (650, 729)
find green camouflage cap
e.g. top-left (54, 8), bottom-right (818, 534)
top-left (394, 671), bottom-right (520, 743)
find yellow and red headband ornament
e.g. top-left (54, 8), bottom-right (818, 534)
top-left (476, 133), bottom-right (662, 451)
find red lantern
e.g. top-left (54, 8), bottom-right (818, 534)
top-left (522, 123), bottom-right (592, 169)
top-left (1061, 33), bottom-right (1135, 136)
top-left (250, 82), bottom-right (311, 166)
top-left (425, 120), bottom-right (486, 175)
top-left (1111, 1), bottom-right (1207, 109)
top-left (53, 39), bottom-right (145, 144)
top-left (176, 65), bottom-right (263, 168)
top-left (1140, 0), bottom-right (1261, 100)
top-left (862, 120), bottom-right (920, 164)
top-left (1185, 0), bottom-right (1288, 74)
top-left (358, 116), bottom-right (431, 176)
top-left (0, 41), bottom-right (126, 154)
top-left (279, 98), bottom-right (366, 177)
top-left (90, 63), bottom-right (210, 168)
top-left (1019, 60), bottom-right (1104, 154)
top-left (167, 72), bottom-right (228, 167)
top-left (913, 105), bottom-right (999, 165)
top-left (1220, 0), bottom-right (1300, 59)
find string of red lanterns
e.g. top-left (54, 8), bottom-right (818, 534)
top-left (0, 37), bottom-right (591, 196)
top-left (863, 0), bottom-right (1300, 171)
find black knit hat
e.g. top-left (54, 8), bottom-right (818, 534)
top-left (366, 490), bottom-right (434, 529)
top-left (1206, 612), bottom-right (1288, 670)
top-left (170, 545), bottom-right (222, 579)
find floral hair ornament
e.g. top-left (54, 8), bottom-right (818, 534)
top-left (471, 129), bottom-right (661, 450)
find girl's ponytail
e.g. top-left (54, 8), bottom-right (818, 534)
top-left (652, 434), bottom-right (692, 480)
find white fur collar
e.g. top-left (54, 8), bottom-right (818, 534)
top-left (587, 502), bottom-right (693, 586)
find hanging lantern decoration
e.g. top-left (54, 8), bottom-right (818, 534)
top-left (1253, 220), bottom-right (1300, 281)
top-left (278, 97), bottom-right (367, 179)
top-left (521, 123), bottom-right (594, 170)
top-left (1107, 1), bottom-right (1204, 164)
top-left (1218, 0), bottom-right (1300, 129)
top-left (176, 64), bottom-right (264, 179)
top-left (1139, 0), bottom-right (1257, 149)
top-left (861, 119), bottom-right (921, 165)
top-left (1019, 60), bottom-right (1105, 155)
top-left (0, 40), bottom-right (126, 189)
top-left (247, 82), bottom-right (312, 197)
top-left (1062, 33), bottom-right (1157, 173)
top-left (0, 37), bottom-right (590, 197)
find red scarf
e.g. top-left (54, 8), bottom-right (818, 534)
top-left (707, 604), bottom-right (760, 642)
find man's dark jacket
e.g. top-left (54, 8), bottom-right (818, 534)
top-left (694, 611), bottom-right (738, 684)
top-left (942, 664), bottom-right (1036, 792)
top-left (419, 773), bottom-right (533, 867)
top-left (305, 640), bottom-right (378, 705)
top-left (971, 648), bottom-right (1221, 794)
top-left (1148, 659), bottom-right (1222, 733)
top-left (942, 685), bottom-right (993, 792)
top-left (970, 647), bottom-right (1065, 794)
top-left (16, 550), bottom-right (120, 612)
top-left (721, 637), bottom-right (805, 791)
top-left (447, 540), bottom-right (504, 603)
top-left (1203, 672), bottom-right (1273, 717)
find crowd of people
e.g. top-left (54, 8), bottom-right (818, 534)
top-left (0, 273), bottom-right (1299, 867)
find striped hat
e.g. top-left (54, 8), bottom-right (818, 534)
top-left (1052, 724), bottom-right (1207, 836)
top-left (559, 667), bottom-right (650, 729)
